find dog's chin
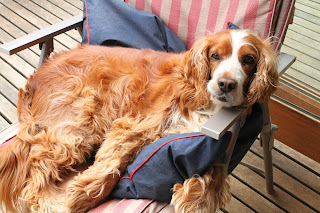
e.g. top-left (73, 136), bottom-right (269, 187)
top-left (212, 94), bottom-right (244, 108)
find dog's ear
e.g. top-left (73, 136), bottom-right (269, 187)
top-left (245, 40), bottom-right (279, 108)
top-left (185, 37), bottom-right (211, 81)
top-left (180, 37), bottom-right (212, 111)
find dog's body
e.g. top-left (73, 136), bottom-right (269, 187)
top-left (0, 30), bottom-right (278, 213)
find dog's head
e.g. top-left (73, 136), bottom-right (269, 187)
top-left (186, 30), bottom-right (278, 111)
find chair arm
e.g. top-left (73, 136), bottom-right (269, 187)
top-left (277, 52), bottom-right (296, 76)
top-left (0, 14), bottom-right (83, 55)
top-left (0, 122), bottom-right (20, 145)
top-left (201, 108), bottom-right (242, 139)
top-left (201, 52), bottom-right (296, 140)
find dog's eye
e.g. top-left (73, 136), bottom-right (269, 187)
top-left (211, 52), bottom-right (220, 61)
top-left (242, 55), bottom-right (255, 65)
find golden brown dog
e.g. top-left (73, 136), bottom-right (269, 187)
top-left (0, 30), bottom-right (278, 213)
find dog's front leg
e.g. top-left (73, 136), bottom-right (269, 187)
top-left (171, 164), bottom-right (231, 213)
top-left (65, 116), bottom-right (162, 213)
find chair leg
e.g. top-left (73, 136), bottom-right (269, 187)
top-left (261, 131), bottom-right (275, 194)
top-left (38, 38), bottom-right (54, 67)
top-left (260, 103), bottom-right (277, 194)
top-left (223, 114), bottom-right (246, 168)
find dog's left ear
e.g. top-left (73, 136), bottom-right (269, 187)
top-left (245, 41), bottom-right (279, 108)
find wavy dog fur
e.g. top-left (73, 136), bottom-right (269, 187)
top-left (0, 30), bottom-right (278, 213)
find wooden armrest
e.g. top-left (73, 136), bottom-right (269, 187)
top-left (0, 14), bottom-right (83, 55)
top-left (201, 108), bottom-right (242, 139)
top-left (0, 122), bottom-right (20, 145)
top-left (201, 52), bottom-right (296, 140)
top-left (277, 52), bottom-right (296, 76)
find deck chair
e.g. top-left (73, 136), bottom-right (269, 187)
top-left (0, 0), bottom-right (296, 212)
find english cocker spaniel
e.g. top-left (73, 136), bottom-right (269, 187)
top-left (0, 30), bottom-right (278, 213)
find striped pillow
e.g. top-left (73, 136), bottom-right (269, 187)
top-left (125, 0), bottom-right (294, 50)
top-left (89, 199), bottom-right (174, 213)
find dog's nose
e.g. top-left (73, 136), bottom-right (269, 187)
top-left (218, 77), bottom-right (237, 93)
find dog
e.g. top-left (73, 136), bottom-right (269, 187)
top-left (0, 29), bottom-right (278, 213)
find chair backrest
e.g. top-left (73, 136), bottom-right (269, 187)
top-left (124, 0), bottom-right (295, 50)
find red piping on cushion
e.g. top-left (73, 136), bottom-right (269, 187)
top-left (225, 130), bottom-right (234, 151)
top-left (120, 133), bottom-right (205, 181)
top-left (84, 0), bottom-right (90, 45)
top-left (120, 132), bottom-right (233, 182)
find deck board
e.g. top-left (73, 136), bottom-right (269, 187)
top-left (0, 58), bottom-right (27, 89)
top-left (0, 75), bottom-right (19, 105)
top-left (274, 140), bottom-right (320, 175)
top-left (49, 0), bottom-right (82, 16)
top-left (224, 196), bottom-right (254, 213)
top-left (0, 29), bottom-right (39, 69)
top-left (282, 46), bottom-right (320, 76)
top-left (0, 116), bottom-right (9, 129)
top-left (281, 0), bottom-right (320, 96)
top-left (241, 149), bottom-right (320, 211)
top-left (0, 94), bottom-right (17, 123)
top-left (285, 29), bottom-right (320, 52)
top-left (233, 164), bottom-right (314, 212)
top-left (229, 175), bottom-right (285, 213)
top-left (65, 0), bottom-right (83, 9)
top-left (13, 0), bottom-right (82, 41)
top-left (251, 143), bottom-right (320, 193)
top-left (2, 0), bottom-right (81, 50)
top-left (0, 0), bottom-right (319, 212)
top-left (283, 37), bottom-right (320, 59)
top-left (296, 1), bottom-right (320, 15)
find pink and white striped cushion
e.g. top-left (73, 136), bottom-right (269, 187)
top-left (89, 199), bottom-right (174, 213)
top-left (125, 0), bottom-right (294, 50)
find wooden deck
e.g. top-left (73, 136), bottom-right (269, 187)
top-left (281, 0), bottom-right (320, 93)
top-left (0, 0), bottom-right (319, 212)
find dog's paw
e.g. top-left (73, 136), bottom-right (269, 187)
top-left (26, 197), bottom-right (66, 213)
top-left (65, 170), bottom-right (119, 213)
top-left (171, 167), bottom-right (230, 213)
top-left (171, 179), bottom-right (215, 213)
top-left (65, 177), bottom-right (100, 213)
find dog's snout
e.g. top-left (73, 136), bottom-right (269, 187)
top-left (218, 77), bottom-right (237, 93)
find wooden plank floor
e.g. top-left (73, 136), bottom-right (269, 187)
top-left (0, 0), bottom-right (319, 212)
top-left (281, 0), bottom-right (320, 99)
top-left (0, 0), bottom-right (82, 130)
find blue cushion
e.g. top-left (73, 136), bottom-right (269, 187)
top-left (227, 22), bottom-right (241, 30)
top-left (111, 132), bottom-right (232, 201)
top-left (82, 0), bottom-right (186, 53)
top-left (110, 104), bottom-right (262, 201)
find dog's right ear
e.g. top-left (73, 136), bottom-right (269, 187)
top-left (184, 37), bottom-right (211, 81)
top-left (179, 37), bottom-right (212, 111)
